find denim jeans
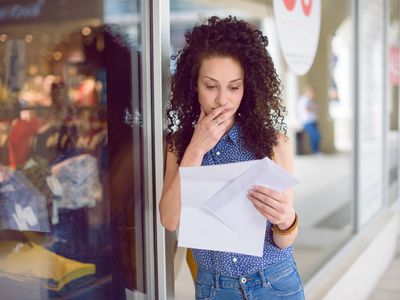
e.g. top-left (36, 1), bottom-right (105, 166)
top-left (303, 121), bottom-right (320, 153)
top-left (195, 256), bottom-right (305, 300)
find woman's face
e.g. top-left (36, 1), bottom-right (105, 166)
top-left (196, 56), bottom-right (244, 118)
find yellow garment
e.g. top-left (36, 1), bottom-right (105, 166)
top-left (0, 241), bottom-right (95, 291)
top-left (186, 248), bottom-right (197, 282)
top-left (0, 84), bottom-right (7, 102)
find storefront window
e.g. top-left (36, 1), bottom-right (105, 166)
top-left (358, 0), bottom-right (386, 225)
top-left (169, 1), bottom-right (355, 297)
top-left (389, 0), bottom-right (400, 204)
top-left (0, 1), bottom-right (148, 299)
top-left (292, 0), bottom-right (354, 280)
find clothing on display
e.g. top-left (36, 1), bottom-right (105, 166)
top-left (50, 154), bottom-right (102, 210)
top-left (22, 156), bottom-right (57, 224)
top-left (0, 165), bottom-right (50, 232)
top-left (0, 240), bottom-right (96, 292)
top-left (57, 120), bottom-right (79, 153)
top-left (32, 122), bottom-right (62, 162)
top-left (22, 157), bottom-right (54, 202)
top-left (0, 121), bottom-right (11, 165)
top-left (8, 118), bottom-right (41, 168)
top-left (76, 78), bottom-right (96, 106)
top-left (18, 75), bottom-right (54, 107)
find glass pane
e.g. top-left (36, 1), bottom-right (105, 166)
top-left (293, 1), bottom-right (354, 280)
top-left (389, 0), bottom-right (400, 204)
top-left (358, 0), bottom-right (385, 224)
top-left (169, 0), bottom-right (355, 295)
top-left (0, 1), bottom-right (147, 299)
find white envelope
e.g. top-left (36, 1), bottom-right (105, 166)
top-left (178, 157), bottom-right (298, 257)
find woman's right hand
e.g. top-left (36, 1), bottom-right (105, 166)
top-left (160, 104), bottom-right (235, 231)
top-left (188, 103), bottom-right (236, 155)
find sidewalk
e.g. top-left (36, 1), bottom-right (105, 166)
top-left (369, 215), bottom-right (400, 300)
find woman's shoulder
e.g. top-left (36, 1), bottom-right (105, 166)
top-left (272, 131), bottom-right (293, 172)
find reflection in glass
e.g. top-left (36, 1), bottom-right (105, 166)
top-left (389, 0), bottom-right (400, 204)
top-left (0, 1), bottom-right (146, 299)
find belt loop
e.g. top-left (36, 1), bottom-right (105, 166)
top-left (259, 270), bottom-right (268, 288)
top-left (215, 273), bottom-right (220, 289)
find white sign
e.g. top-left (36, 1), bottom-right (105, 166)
top-left (273, 0), bottom-right (321, 75)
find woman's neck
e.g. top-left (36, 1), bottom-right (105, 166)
top-left (222, 116), bottom-right (236, 135)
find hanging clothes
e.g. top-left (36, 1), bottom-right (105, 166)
top-left (0, 165), bottom-right (50, 232)
top-left (22, 156), bottom-right (56, 224)
top-left (0, 121), bottom-right (11, 166)
top-left (50, 154), bottom-right (102, 210)
top-left (8, 118), bottom-right (41, 169)
top-left (32, 121), bottom-right (62, 162)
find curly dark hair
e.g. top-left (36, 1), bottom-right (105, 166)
top-left (166, 16), bottom-right (287, 164)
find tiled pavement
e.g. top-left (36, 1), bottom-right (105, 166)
top-left (369, 217), bottom-right (400, 300)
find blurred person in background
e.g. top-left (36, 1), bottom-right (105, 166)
top-left (297, 85), bottom-right (321, 154)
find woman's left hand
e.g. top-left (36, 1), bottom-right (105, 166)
top-left (247, 185), bottom-right (296, 229)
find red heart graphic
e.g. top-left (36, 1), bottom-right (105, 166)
top-left (301, 0), bottom-right (313, 16)
top-left (283, 0), bottom-right (296, 11)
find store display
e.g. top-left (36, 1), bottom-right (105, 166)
top-left (0, 240), bottom-right (96, 292)
top-left (0, 13), bottom-right (141, 298)
top-left (0, 165), bottom-right (50, 232)
top-left (8, 118), bottom-right (41, 169)
top-left (50, 154), bottom-right (102, 210)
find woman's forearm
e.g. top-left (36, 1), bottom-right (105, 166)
top-left (159, 172), bottom-right (182, 231)
top-left (181, 144), bottom-right (206, 167)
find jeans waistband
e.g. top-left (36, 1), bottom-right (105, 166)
top-left (196, 256), bottom-right (296, 289)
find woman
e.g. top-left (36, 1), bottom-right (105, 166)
top-left (160, 16), bottom-right (305, 300)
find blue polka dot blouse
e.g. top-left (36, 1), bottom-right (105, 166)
top-left (191, 122), bottom-right (293, 277)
